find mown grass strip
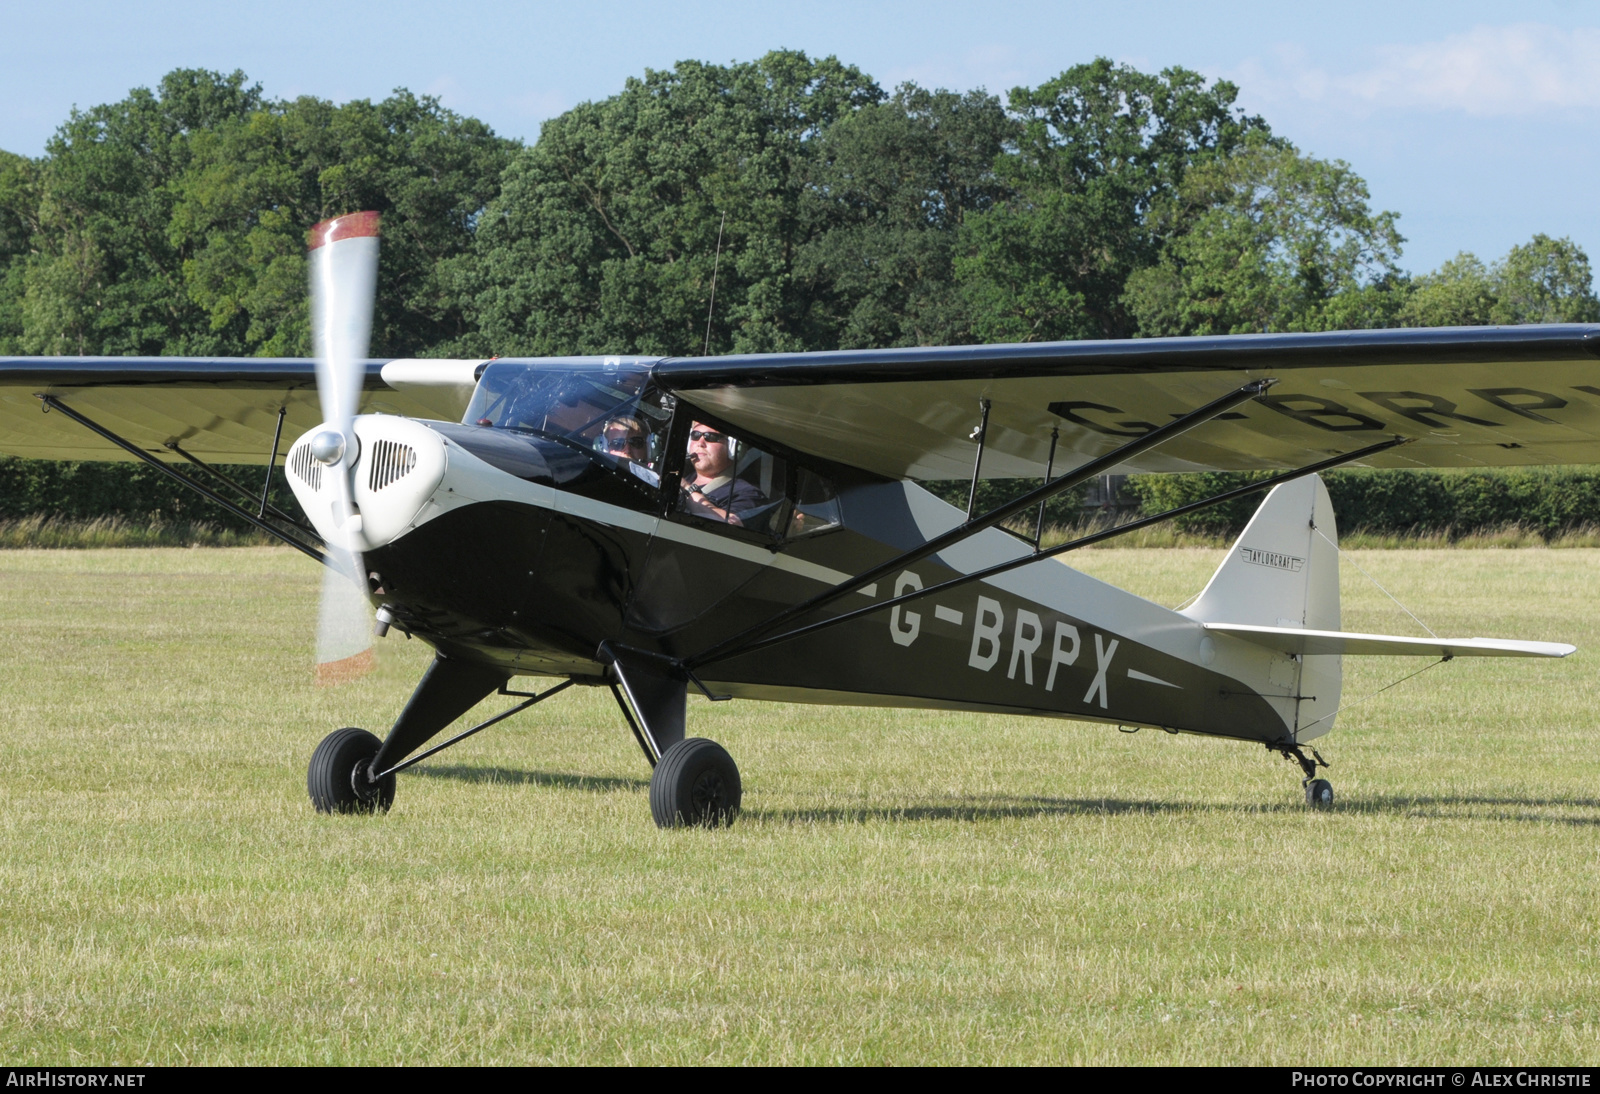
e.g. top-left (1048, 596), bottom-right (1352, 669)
top-left (0, 547), bottom-right (1594, 1063)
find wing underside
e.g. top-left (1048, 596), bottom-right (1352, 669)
top-left (0, 358), bottom-right (477, 463)
top-left (655, 325), bottom-right (1600, 479)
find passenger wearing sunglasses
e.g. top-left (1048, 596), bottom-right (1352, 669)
top-left (681, 422), bottom-right (761, 526)
top-left (603, 415), bottom-right (659, 486)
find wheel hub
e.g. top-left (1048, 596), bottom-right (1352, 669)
top-left (690, 769), bottom-right (726, 816)
top-left (351, 758), bottom-right (382, 801)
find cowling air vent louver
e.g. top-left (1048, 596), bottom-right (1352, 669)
top-left (368, 439), bottom-right (418, 491)
top-left (289, 443), bottom-right (322, 491)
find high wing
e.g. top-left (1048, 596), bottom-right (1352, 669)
top-left (653, 325), bottom-right (1600, 479)
top-left (11, 325), bottom-right (1600, 476)
top-left (0, 358), bottom-right (482, 462)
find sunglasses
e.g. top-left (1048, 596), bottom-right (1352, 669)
top-left (605, 435), bottom-right (647, 451)
top-left (689, 429), bottom-right (727, 444)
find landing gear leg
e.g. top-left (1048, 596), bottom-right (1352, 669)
top-left (307, 654), bottom-right (509, 815)
top-left (1268, 742), bottom-right (1333, 809)
top-left (603, 644), bottom-right (742, 828)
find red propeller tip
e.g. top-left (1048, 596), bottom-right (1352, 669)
top-left (315, 648), bottom-right (375, 686)
top-left (308, 211), bottom-right (381, 251)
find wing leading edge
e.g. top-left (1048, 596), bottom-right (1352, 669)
top-left (653, 325), bottom-right (1600, 480)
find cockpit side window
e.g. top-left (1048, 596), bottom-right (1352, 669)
top-left (788, 466), bottom-right (843, 538)
top-left (671, 417), bottom-right (846, 543)
top-left (677, 420), bottom-right (790, 534)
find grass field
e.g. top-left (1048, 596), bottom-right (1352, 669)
top-left (0, 546), bottom-right (1596, 1065)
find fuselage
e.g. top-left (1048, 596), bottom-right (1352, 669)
top-left (285, 359), bottom-right (1297, 745)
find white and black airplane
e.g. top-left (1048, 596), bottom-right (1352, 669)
top-left (0, 213), bottom-right (1586, 825)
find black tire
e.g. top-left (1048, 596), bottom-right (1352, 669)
top-left (308, 727), bottom-right (395, 814)
top-left (1305, 778), bottom-right (1334, 809)
top-left (649, 738), bottom-right (741, 828)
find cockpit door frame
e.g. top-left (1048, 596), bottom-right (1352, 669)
top-left (655, 397), bottom-right (693, 518)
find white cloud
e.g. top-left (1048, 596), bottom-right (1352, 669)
top-left (1348, 24), bottom-right (1600, 115)
top-left (1233, 25), bottom-right (1600, 118)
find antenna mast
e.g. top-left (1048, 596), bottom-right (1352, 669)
top-left (703, 212), bottom-right (726, 356)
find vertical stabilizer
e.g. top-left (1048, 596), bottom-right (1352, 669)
top-left (1181, 475), bottom-right (1342, 740)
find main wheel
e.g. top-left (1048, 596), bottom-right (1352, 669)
top-left (649, 737), bottom-right (741, 828)
top-left (1305, 778), bottom-right (1334, 808)
top-left (308, 727), bottom-right (395, 814)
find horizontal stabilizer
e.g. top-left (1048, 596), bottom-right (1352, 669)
top-left (1204, 623), bottom-right (1575, 659)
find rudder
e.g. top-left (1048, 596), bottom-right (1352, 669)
top-left (1181, 475), bottom-right (1342, 740)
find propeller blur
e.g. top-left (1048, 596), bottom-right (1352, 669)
top-left (307, 212), bottom-right (381, 681)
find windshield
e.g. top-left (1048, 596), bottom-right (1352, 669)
top-left (463, 359), bottom-right (672, 485)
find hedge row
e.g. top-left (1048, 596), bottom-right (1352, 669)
top-left (1125, 467), bottom-right (1600, 538)
top-left (0, 456), bottom-right (306, 530)
top-left (921, 478), bottom-right (1091, 529)
top-left (5, 457), bottom-right (1600, 543)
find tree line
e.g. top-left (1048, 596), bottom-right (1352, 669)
top-left (2, 55), bottom-right (1598, 537)
top-left (4, 53), bottom-right (1596, 360)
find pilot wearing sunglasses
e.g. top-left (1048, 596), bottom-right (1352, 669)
top-left (681, 422), bottom-right (761, 526)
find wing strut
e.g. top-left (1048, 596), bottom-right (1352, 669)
top-left (684, 378), bottom-right (1276, 672)
top-left (686, 433), bottom-right (1410, 670)
top-left (36, 395), bottom-right (328, 565)
top-left (161, 435), bottom-right (315, 534)
top-left (966, 397), bottom-right (991, 519)
top-left (1029, 426), bottom-right (1060, 549)
top-left (259, 404), bottom-right (288, 519)
top-left (368, 678), bottom-right (575, 782)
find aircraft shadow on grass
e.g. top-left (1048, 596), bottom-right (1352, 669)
top-left (748, 796), bottom-right (1196, 824)
top-left (403, 766), bottom-right (1600, 826)
top-left (751, 793), bottom-right (1600, 826)
top-left (407, 765), bottom-right (647, 793)
top-left (1339, 794), bottom-right (1600, 827)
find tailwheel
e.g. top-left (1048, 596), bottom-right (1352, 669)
top-left (1305, 778), bottom-right (1334, 809)
top-left (308, 727), bottom-right (396, 814)
top-left (1269, 742), bottom-right (1333, 809)
top-left (650, 738), bottom-right (741, 828)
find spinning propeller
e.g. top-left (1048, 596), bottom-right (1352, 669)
top-left (307, 212), bottom-right (381, 684)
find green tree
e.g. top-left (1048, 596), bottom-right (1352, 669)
top-left (1123, 138), bottom-right (1405, 336)
top-left (793, 85), bottom-right (1016, 348)
top-left (7, 69), bottom-right (514, 358)
top-left (19, 69), bottom-right (263, 356)
top-left (467, 51), bottom-right (884, 357)
top-left (955, 59), bottom-right (1273, 343)
top-left (1401, 233), bottom-right (1600, 324)
top-left (1494, 235), bottom-right (1600, 323)
top-left (0, 150), bottom-right (37, 352)
top-left (173, 88), bottom-right (515, 356)
top-left (1398, 252), bottom-right (1496, 327)
top-left (1400, 235), bottom-right (1599, 327)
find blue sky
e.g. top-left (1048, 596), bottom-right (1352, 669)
top-left (5, 0), bottom-right (1597, 274)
